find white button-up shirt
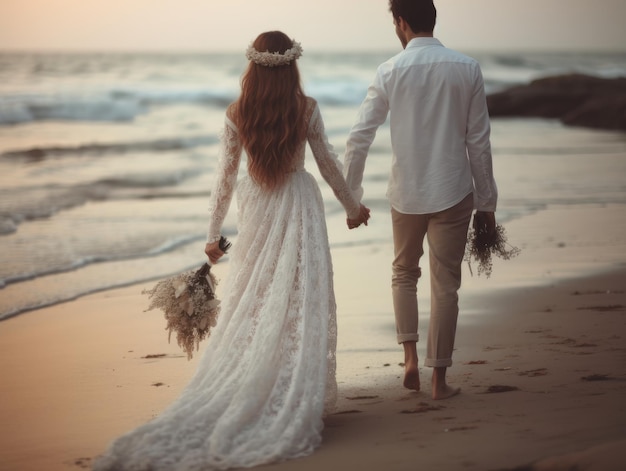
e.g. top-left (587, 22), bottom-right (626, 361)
top-left (344, 37), bottom-right (497, 214)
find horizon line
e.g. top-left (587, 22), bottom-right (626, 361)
top-left (1, 47), bottom-right (625, 55)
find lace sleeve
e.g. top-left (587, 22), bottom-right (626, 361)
top-left (206, 116), bottom-right (243, 243)
top-left (307, 102), bottom-right (361, 220)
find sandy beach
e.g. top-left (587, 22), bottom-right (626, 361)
top-left (1, 202), bottom-right (625, 471)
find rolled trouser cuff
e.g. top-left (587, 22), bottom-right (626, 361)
top-left (424, 357), bottom-right (453, 368)
top-left (397, 333), bottom-right (419, 344)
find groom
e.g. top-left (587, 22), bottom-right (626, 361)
top-left (345, 0), bottom-right (497, 399)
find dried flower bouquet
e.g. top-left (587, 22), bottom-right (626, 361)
top-left (143, 237), bottom-right (231, 359)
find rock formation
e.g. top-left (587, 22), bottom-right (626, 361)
top-left (486, 74), bottom-right (626, 131)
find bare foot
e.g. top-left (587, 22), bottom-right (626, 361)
top-left (432, 383), bottom-right (460, 400)
top-left (432, 366), bottom-right (460, 400)
top-left (402, 341), bottom-right (420, 391)
top-left (403, 364), bottom-right (421, 391)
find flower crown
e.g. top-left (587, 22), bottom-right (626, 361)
top-left (245, 39), bottom-right (303, 67)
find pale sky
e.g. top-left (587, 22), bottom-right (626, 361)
top-left (1, 0), bottom-right (625, 52)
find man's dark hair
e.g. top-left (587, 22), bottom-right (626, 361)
top-left (388, 0), bottom-right (437, 34)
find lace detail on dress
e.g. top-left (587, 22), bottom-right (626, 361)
top-left (93, 99), bottom-right (352, 471)
top-left (206, 118), bottom-right (242, 243)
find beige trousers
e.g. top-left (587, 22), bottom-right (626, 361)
top-left (391, 193), bottom-right (473, 368)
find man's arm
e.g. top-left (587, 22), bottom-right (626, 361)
top-left (344, 67), bottom-right (391, 202)
top-left (466, 64), bottom-right (498, 213)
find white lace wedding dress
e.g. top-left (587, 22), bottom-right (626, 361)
top-left (93, 98), bottom-right (361, 471)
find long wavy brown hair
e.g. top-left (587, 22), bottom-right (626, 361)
top-left (234, 31), bottom-right (308, 191)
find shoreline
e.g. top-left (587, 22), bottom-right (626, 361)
top-left (1, 203), bottom-right (625, 471)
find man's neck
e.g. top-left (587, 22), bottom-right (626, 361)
top-left (406, 31), bottom-right (434, 42)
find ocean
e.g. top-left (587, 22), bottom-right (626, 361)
top-left (1, 50), bottom-right (625, 320)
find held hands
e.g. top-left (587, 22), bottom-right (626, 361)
top-left (347, 204), bottom-right (371, 230)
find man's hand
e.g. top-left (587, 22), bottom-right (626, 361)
top-left (347, 204), bottom-right (371, 230)
top-left (475, 211), bottom-right (496, 236)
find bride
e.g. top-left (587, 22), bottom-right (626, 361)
top-left (93, 31), bottom-right (370, 471)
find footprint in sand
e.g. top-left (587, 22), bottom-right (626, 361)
top-left (581, 374), bottom-right (616, 382)
top-left (484, 385), bottom-right (519, 393)
top-left (400, 402), bottom-right (445, 414)
top-left (518, 368), bottom-right (548, 377)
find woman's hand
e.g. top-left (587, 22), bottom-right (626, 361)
top-left (205, 241), bottom-right (225, 264)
